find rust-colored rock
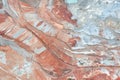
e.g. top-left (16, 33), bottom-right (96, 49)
top-left (0, 0), bottom-right (120, 80)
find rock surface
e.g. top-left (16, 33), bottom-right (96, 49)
top-left (0, 0), bottom-right (120, 80)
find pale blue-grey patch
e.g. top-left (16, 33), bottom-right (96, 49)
top-left (13, 28), bottom-right (25, 38)
top-left (65, 0), bottom-right (78, 4)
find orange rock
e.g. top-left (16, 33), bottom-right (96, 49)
top-left (68, 37), bottom-right (80, 47)
top-left (0, 14), bottom-right (7, 24)
top-left (52, 0), bottom-right (77, 25)
top-left (1, 0), bottom-right (119, 80)
top-left (33, 63), bottom-right (48, 80)
top-left (35, 50), bottom-right (72, 77)
top-left (116, 77), bottom-right (120, 80)
top-left (85, 73), bottom-right (111, 80)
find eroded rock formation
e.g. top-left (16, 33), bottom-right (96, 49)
top-left (0, 0), bottom-right (120, 80)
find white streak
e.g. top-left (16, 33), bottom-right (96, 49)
top-left (34, 46), bottom-right (46, 54)
top-left (64, 48), bottom-right (95, 54)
